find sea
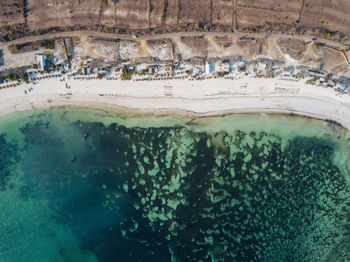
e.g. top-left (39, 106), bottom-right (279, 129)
top-left (0, 107), bottom-right (349, 262)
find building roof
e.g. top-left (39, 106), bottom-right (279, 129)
top-left (339, 83), bottom-right (347, 91)
top-left (205, 62), bottom-right (214, 73)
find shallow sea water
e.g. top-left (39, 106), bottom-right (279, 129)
top-left (0, 108), bottom-right (349, 262)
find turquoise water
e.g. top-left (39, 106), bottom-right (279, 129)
top-left (0, 108), bottom-right (349, 261)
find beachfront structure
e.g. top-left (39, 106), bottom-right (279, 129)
top-left (148, 66), bottom-right (155, 75)
top-left (192, 67), bottom-right (200, 76)
top-left (36, 54), bottom-right (47, 70)
top-left (308, 68), bottom-right (326, 76)
top-left (282, 66), bottom-right (294, 77)
top-left (82, 67), bottom-right (92, 75)
top-left (257, 62), bottom-right (267, 76)
top-left (236, 61), bottom-right (246, 72)
top-left (164, 65), bottom-right (173, 76)
top-left (191, 66), bottom-right (204, 77)
top-left (215, 62), bottom-right (223, 73)
top-left (135, 64), bottom-right (148, 74)
top-left (205, 62), bottom-right (214, 74)
top-left (337, 82), bottom-right (347, 91)
top-left (223, 62), bottom-right (231, 73)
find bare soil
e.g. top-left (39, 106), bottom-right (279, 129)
top-left (0, 0), bottom-right (25, 27)
top-left (278, 39), bottom-right (307, 61)
top-left (1, 0), bottom-right (350, 44)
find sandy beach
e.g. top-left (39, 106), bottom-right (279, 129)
top-left (0, 76), bottom-right (350, 130)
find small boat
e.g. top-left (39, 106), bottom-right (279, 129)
top-left (70, 156), bottom-right (77, 163)
top-left (83, 133), bottom-right (89, 140)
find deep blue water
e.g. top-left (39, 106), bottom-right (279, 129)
top-left (0, 108), bottom-right (349, 262)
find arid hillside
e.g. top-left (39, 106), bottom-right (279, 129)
top-left (1, 0), bottom-right (350, 43)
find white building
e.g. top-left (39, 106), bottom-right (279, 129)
top-left (257, 62), bottom-right (267, 75)
top-left (258, 62), bottom-right (267, 72)
top-left (36, 54), bottom-right (47, 70)
top-left (205, 62), bottom-right (214, 74)
top-left (135, 64), bottom-right (148, 74)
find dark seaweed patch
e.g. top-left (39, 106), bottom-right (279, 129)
top-left (11, 117), bottom-right (350, 262)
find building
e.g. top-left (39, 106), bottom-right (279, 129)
top-left (236, 62), bottom-right (246, 72)
top-left (338, 82), bottom-right (347, 91)
top-left (164, 65), bottom-right (173, 76)
top-left (36, 54), bottom-right (47, 70)
top-left (148, 66), bottom-right (155, 75)
top-left (192, 67), bottom-right (200, 76)
top-left (205, 62), bottom-right (214, 74)
top-left (215, 62), bottom-right (223, 72)
top-left (308, 68), bottom-right (326, 76)
top-left (282, 66), bottom-right (294, 77)
top-left (257, 62), bottom-right (267, 75)
top-left (223, 62), bottom-right (231, 73)
top-left (135, 64), bottom-right (148, 74)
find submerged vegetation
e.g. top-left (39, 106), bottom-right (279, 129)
top-left (0, 134), bottom-right (19, 191)
top-left (0, 110), bottom-right (349, 261)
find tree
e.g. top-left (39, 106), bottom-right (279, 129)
top-left (46, 40), bottom-right (55, 49)
top-left (321, 31), bottom-right (331, 39)
top-left (121, 72), bottom-right (131, 80)
top-left (6, 73), bottom-right (19, 81)
top-left (194, 23), bottom-right (200, 31)
top-left (19, 72), bottom-right (29, 83)
top-left (120, 65), bottom-right (134, 80)
top-left (13, 45), bottom-right (19, 51)
top-left (97, 73), bottom-right (103, 80)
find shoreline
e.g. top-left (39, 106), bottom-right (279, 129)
top-left (0, 76), bottom-right (349, 131)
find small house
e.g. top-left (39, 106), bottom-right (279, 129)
top-left (164, 65), bottom-right (173, 76)
top-left (205, 62), bottom-right (214, 74)
top-left (236, 62), bottom-right (246, 72)
top-left (338, 82), bottom-right (347, 91)
top-left (223, 62), bottom-right (231, 73)
top-left (282, 66), bottom-right (294, 77)
top-left (148, 66), bottom-right (155, 75)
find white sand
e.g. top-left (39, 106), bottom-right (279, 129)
top-left (0, 76), bottom-right (350, 130)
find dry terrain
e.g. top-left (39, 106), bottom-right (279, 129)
top-left (1, 0), bottom-right (350, 44)
top-left (237, 0), bottom-right (302, 30)
top-left (0, 0), bottom-right (25, 27)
